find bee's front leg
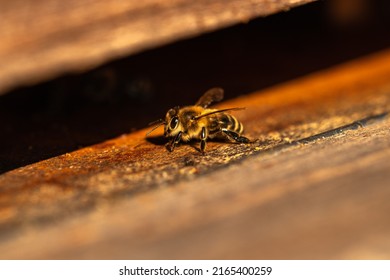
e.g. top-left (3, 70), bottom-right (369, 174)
top-left (166, 131), bottom-right (182, 152)
top-left (200, 127), bottom-right (208, 154)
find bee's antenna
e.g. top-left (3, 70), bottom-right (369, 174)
top-left (194, 107), bottom-right (245, 120)
top-left (146, 119), bottom-right (166, 136)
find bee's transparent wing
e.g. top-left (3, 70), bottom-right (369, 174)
top-left (194, 107), bottom-right (245, 120)
top-left (195, 87), bottom-right (224, 108)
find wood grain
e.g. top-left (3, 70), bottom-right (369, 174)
top-left (0, 0), bottom-right (315, 95)
top-left (0, 49), bottom-right (390, 259)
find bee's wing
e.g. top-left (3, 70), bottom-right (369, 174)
top-left (195, 87), bottom-right (224, 108)
top-left (194, 107), bottom-right (245, 120)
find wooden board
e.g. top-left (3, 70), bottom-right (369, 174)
top-left (0, 0), bottom-right (315, 95)
top-left (0, 49), bottom-right (390, 259)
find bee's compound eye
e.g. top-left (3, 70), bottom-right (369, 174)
top-left (170, 116), bottom-right (179, 130)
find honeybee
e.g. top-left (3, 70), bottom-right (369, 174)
top-left (147, 87), bottom-right (251, 153)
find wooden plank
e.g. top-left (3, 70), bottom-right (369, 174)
top-left (0, 49), bottom-right (390, 259)
top-left (0, 0), bottom-right (315, 95)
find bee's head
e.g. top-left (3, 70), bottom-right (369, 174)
top-left (164, 106), bottom-right (181, 137)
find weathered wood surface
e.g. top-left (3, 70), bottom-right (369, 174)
top-left (0, 49), bottom-right (390, 259)
top-left (0, 0), bottom-right (315, 95)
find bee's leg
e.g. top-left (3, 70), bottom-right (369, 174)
top-left (221, 128), bottom-right (250, 143)
top-left (166, 131), bottom-right (182, 152)
top-left (200, 127), bottom-right (208, 154)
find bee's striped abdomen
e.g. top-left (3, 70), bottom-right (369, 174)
top-left (218, 114), bottom-right (244, 134)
